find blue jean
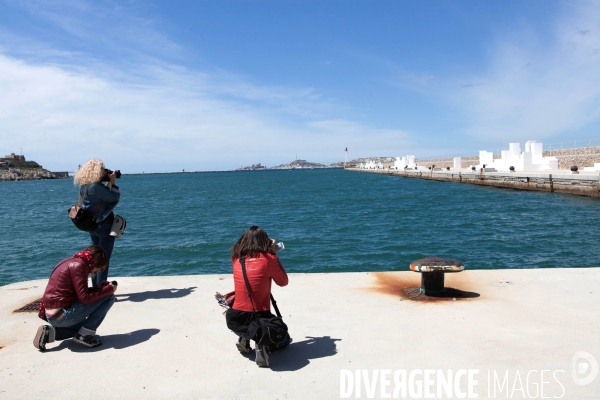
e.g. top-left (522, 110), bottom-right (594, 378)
top-left (49, 295), bottom-right (115, 340)
top-left (89, 219), bottom-right (116, 287)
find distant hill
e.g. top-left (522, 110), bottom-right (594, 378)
top-left (235, 159), bottom-right (346, 171)
top-left (270, 159), bottom-right (333, 169)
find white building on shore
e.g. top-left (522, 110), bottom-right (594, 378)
top-left (393, 155), bottom-right (416, 169)
top-left (359, 160), bottom-right (384, 169)
top-left (474, 140), bottom-right (558, 172)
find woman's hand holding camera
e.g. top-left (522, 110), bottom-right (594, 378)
top-left (107, 171), bottom-right (117, 186)
top-left (98, 280), bottom-right (118, 293)
top-left (269, 238), bottom-right (277, 254)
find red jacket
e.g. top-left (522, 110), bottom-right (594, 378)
top-left (42, 256), bottom-right (114, 309)
top-left (232, 253), bottom-right (288, 312)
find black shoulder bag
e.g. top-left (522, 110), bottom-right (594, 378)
top-left (68, 185), bottom-right (102, 232)
top-left (240, 257), bottom-right (288, 346)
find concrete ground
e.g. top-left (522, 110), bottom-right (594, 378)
top-left (1, 268), bottom-right (599, 399)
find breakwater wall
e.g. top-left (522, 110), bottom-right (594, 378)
top-left (347, 168), bottom-right (600, 197)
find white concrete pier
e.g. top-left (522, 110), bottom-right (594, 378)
top-left (348, 167), bottom-right (600, 197)
top-left (1, 269), bottom-right (599, 399)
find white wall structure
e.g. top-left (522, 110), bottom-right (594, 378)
top-left (479, 150), bottom-right (494, 167)
top-left (393, 155), bottom-right (417, 169)
top-left (476, 140), bottom-right (558, 172)
top-left (362, 160), bottom-right (376, 169)
top-left (453, 157), bottom-right (461, 170)
top-left (583, 163), bottom-right (600, 172)
top-left (394, 157), bottom-right (407, 169)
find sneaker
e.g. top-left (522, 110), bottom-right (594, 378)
top-left (73, 333), bottom-right (102, 348)
top-left (33, 325), bottom-right (51, 351)
top-left (255, 344), bottom-right (269, 367)
top-left (236, 337), bottom-right (251, 354)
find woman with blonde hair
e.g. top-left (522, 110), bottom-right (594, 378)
top-left (74, 159), bottom-right (121, 287)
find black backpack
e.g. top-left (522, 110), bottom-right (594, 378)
top-left (68, 185), bottom-right (101, 232)
top-left (240, 257), bottom-right (288, 346)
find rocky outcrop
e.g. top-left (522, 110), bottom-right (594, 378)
top-left (0, 168), bottom-right (59, 181)
top-left (236, 163), bottom-right (268, 171)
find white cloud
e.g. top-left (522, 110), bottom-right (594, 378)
top-left (0, 0), bottom-right (415, 170)
top-left (7, 0), bottom-right (182, 59)
top-left (453, 0), bottom-right (600, 144)
top-left (0, 54), bottom-right (409, 172)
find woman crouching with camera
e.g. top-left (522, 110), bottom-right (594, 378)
top-left (73, 159), bottom-right (120, 287)
top-left (225, 226), bottom-right (290, 367)
top-left (34, 245), bottom-right (116, 350)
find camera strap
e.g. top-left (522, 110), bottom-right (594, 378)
top-left (77, 185), bottom-right (89, 207)
top-left (240, 257), bottom-right (282, 318)
top-left (78, 184), bottom-right (102, 220)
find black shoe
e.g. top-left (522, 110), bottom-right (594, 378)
top-left (33, 325), bottom-right (51, 351)
top-left (73, 333), bottom-right (102, 348)
top-left (236, 337), bottom-right (251, 354)
top-left (255, 344), bottom-right (269, 367)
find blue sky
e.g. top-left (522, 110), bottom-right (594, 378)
top-left (1, 0), bottom-right (599, 172)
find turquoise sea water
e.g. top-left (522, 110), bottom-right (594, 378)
top-left (1, 169), bottom-right (599, 287)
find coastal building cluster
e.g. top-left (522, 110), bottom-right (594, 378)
top-left (236, 163), bottom-right (267, 171)
top-left (473, 140), bottom-right (558, 172)
top-left (357, 140), bottom-right (600, 173)
top-left (4, 152), bottom-right (25, 161)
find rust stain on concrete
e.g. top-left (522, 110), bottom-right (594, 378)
top-left (368, 272), bottom-right (480, 302)
top-left (368, 272), bottom-right (419, 297)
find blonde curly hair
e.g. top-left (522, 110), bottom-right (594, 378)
top-left (74, 159), bottom-right (105, 185)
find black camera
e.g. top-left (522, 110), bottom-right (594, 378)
top-left (101, 169), bottom-right (121, 181)
top-left (111, 281), bottom-right (118, 286)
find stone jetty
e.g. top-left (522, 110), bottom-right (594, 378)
top-left (348, 168), bottom-right (600, 198)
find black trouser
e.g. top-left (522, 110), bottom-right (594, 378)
top-left (225, 308), bottom-right (274, 339)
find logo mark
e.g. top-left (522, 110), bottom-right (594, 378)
top-left (572, 351), bottom-right (598, 385)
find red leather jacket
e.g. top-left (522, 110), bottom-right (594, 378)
top-left (232, 252), bottom-right (288, 312)
top-left (42, 256), bottom-right (114, 309)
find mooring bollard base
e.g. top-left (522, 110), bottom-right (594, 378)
top-left (421, 271), bottom-right (445, 294)
top-left (408, 256), bottom-right (465, 299)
